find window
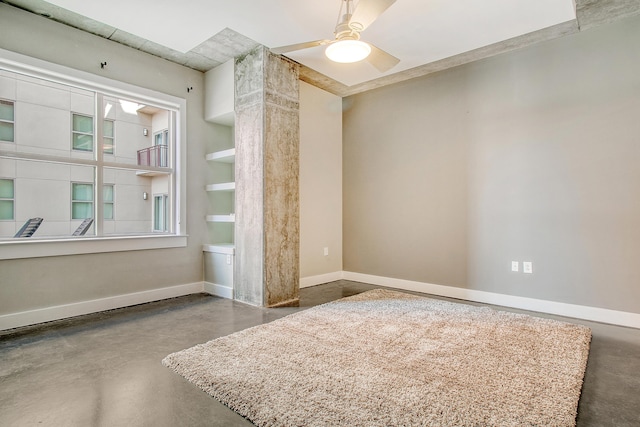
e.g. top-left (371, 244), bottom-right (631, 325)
top-left (0, 49), bottom-right (186, 259)
top-left (71, 183), bottom-right (93, 219)
top-left (103, 184), bottom-right (114, 220)
top-left (0, 100), bottom-right (14, 142)
top-left (103, 119), bottom-right (115, 155)
top-left (154, 129), bottom-right (168, 146)
top-left (151, 129), bottom-right (169, 167)
top-left (0, 179), bottom-right (14, 220)
top-left (72, 113), bottom-right (94, 151)
top-left (154, 194), bottom-right (168, 232)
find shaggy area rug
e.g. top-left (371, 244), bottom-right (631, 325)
top-left (163, 289), bottom-right (591, 426)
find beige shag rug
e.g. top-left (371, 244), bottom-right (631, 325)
top-left (163, 289), bottom-right (591, 426)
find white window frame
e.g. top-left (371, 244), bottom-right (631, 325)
top-left (153, 193), bottom-right (169, 232)
top-left (0, 99), bottom-right (15, 143)
top-left (71, 182), bottom-right (94, 220)
top-left (71, 113), bottom-right (94, 152)
top-left (0, 178), bottom-right (14, 221)
top-left (0, 48), bottom-right (187, 260)
top-left (103, 184), bottom-right (115, 220)
top-left (103, 119), bottom-right (115, 155)
top-left (154, 129), bottom-right (168, 146)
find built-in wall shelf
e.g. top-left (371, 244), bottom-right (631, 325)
top-left (204, 59), bottom-right (236, 298)
top-left (206, 214), bottom-right (235, 223)
top-left (203, 243), bottom-right (235, 255)
top-left (206, 182), bottom-right (235, 192)
top-left (206, 148), bottom-right (235, 163)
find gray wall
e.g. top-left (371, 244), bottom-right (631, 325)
top-left (299, 82), bottom-right (343, 278)
top-left (343, 15), bottom-right (640, 314)
top-left (0, 4), bottom-right (209, 314)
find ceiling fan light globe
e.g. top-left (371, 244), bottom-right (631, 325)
top-left (325, 40), bottom-right (371, 63)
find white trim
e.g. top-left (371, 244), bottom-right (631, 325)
top-left (343, 271), bottom-right (640, 329)
top-left (0, 234), bottom-right (187, 260)
top-left (203, 281), bottom-right (234, 299)
top-left (0, 282), bottom-right (204, 331)
top-left (300, 271), bottom-right (345, 288)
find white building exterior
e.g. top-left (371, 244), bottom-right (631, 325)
top-left (0, 69), bottom-right (172, 239)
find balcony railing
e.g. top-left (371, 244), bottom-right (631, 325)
top-left (137, 145), bottom-right (168, 168)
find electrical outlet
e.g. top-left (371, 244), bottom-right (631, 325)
top-left (226, 254), bottom-right (231, 265)
top-left (523, 262), bottom-right (533, 274)
top-left (511, 261), bottom-right (519, 272)
top-left (323, 247), bottom-right (329, 256)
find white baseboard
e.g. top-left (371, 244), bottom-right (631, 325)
top-left (343, 271), bottom-right (640, 329)
top-left (300, 271), bottom-right (344, 288)
top-left (0, 282), bottom-right (204, 331)
top-left (5, 272), bottom-right (637, 331)
top-left (203, 281), bottom-right (234, 299)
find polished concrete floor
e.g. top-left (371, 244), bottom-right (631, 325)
top-left (1, 280), bottom-right (639, 426)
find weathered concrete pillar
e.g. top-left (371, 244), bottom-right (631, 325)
top-left (234, 46), bottom-right (300, 307)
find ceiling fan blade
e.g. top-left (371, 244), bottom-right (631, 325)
top-left (366, 43), bottom-right (400, 72)
top-left (271, 40), bottom-right (332, 54)
top-left (349, 0), bottom-right (396, 32)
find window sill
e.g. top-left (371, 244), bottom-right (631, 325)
top-left (0, 234), bottom-right (188, 260)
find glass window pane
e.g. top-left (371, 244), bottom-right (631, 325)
top-left (164, 195), bottom-right (169, 232)
top-left (72, 134), bottom-right (93, 151)
top-left (0, 101), bottom-right (13, 121)
top-left (154, 196), bottom-right (162, 230)
top-left (73, 114), bottom-right (93, 133)
top-left (104, 203), bottom-right (114, 220)
top-left (0, 179), bottom-right (14, 198)
top-left (72, 183), bottom-right (93, 201)
top-left (104, 137), bottom-right (114, 155)
top-left (72, 202), bottom-right (93, 219)
top-left (103, 120), bottom-right (114, 137)
top-left (0, 122), bottom-right (14, 142)
top-left (103, 120), bottom-right (115, 154)
top-left (0, 200), bottom-right (13, 220)
top-left (103, 185), bottom-right (113, 202)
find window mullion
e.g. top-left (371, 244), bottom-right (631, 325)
top-left (95, 93), bottom-right (104, 237)
top-left (169, 111), bottom-right (176, 233)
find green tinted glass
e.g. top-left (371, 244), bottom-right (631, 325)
top-left (0, 179), bottom-right (14, 198)
top-left (104, 203), bottom-right (114, 220)
top-left (72, 202), bottom-right (93, 219)
top-left (0, 101), bottom-right (14, 121)
top-left (0, 122), bottom-right (14, 142)
top-left (103, 120), bottom-right (114, 137)
top-left (0, 200), bottom-right (13, 220)
top-left (103, 185), bottom-right (114, 202)
top-left (72, 183), bottom-right (93, 201)
top-left (72, 134), bottom-right (93, 151)
top-left (104, 137), bottom-right (114, 154)
top-left (73, 114), bottom-right (93, 133)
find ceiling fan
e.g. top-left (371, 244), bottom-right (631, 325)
top-left (271, 0), bottom-right (400, 73)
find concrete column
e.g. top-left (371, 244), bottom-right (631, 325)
top-left (234, 46), bottom-right (300, 307)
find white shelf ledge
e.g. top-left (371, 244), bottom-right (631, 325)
top-left (206, 148), bottom-right (235, 163)
top-left (206, 214), bottom-right (235, 223)
top-left (202, 243), bottom-right (235, 255)
top-left (206, 182), bottom-right (235, 192)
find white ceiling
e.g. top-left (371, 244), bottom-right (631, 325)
top-left (40, 0), bottom-right (576, 88)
